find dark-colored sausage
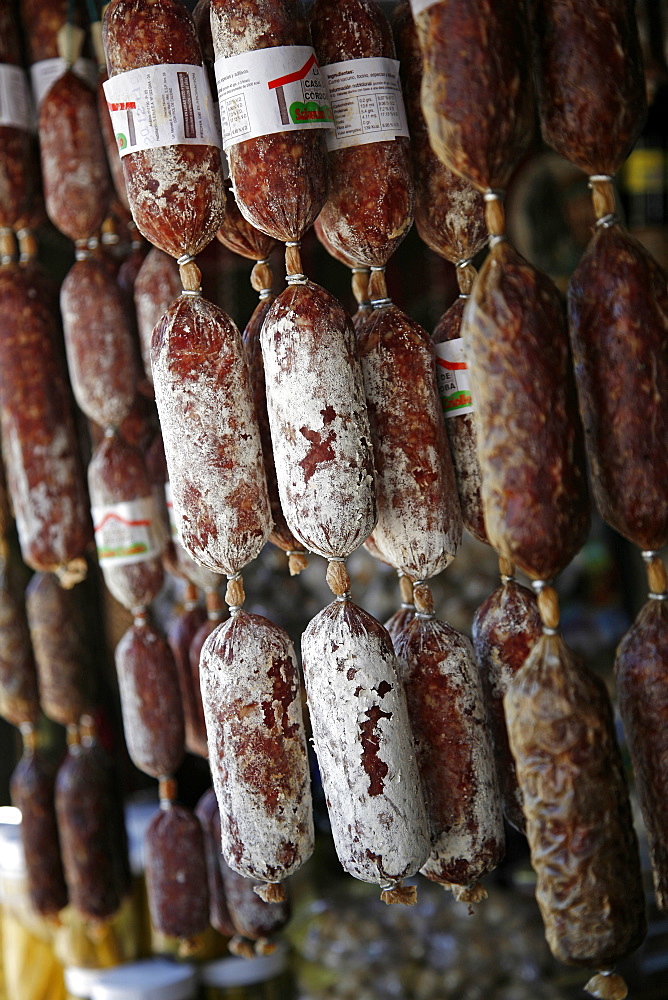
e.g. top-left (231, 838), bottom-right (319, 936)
top-left (144, 803), bottom-right (210, 941)
top-left (0, 567), bottom-right (40, 728)
top-left (168, 594), bottom-right (208, 760)
top-left (134, 247), bottom-right (181, 388)
top-left (195, 787), bottom-right (236, 938)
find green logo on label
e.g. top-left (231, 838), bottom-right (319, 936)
top-left (116, 132), bottom-right (128, 150)
top-left (289, 101), bottom-right (333, 125)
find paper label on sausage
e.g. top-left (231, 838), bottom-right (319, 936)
top-left (321, 58), bottom-right (409, 151)
top-left (92, 496), bottom-right (163, 565)
top-left (214, 45), bottom-right (334, 150)
top-left (0, 65), bottom-right (34, 131)
top-left (30, 58), bottom-right (98, 108)
top-left (409, 0), bottom-right (440, 15)
top-left (103, 64), bottom-right (221, 157)
top-left (435, 338), bottom-right (474, 417)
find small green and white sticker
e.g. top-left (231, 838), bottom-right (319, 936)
top-left (435, 338), bottom-right (474, 418)
top-left (92, 496), bottom-right (163, 566)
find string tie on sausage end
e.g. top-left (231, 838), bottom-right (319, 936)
top-left (254, 937), bottom-right (278, 956)
top-left (326, 558), bottom-right (351, 598)
top-left (380, 881), bottom-right (418, 906)
top-left (158, 776), bottom-right (177, 810)
top-left (286, 550), bottom-right (308, 576)
top-left (178, 255), bottom-right (202, 293)
top-left (369, 265), bottom-right (391, 307)
top-left (413, 581), bottom-right (435, 617)
top-left (595, 213), bottom-right (618, 229)
top-left (285, 241), bottom-right (307, 283)
top-left (20, 723), bottom-right (37, 754)
top-left (398, 572), bottom-right (414, 606)
top-left (74, 238), bottom-right (91, 262)
top-left (484, 189), bottom-right (507, 239)
top-left (253, 881), bottom-right (287, 904)
top-left (642, 550), bottom-right (668, 598)
top-left (225, 573), bottom-right (245, 612)
top-left (456, 258), bottom-right (477, 296)
top-left (132, 607), bottom-right (149, 627)
top-left (446, 881), bottom-right (488, 905)
top-left (584, 970), bottom-right (628, 1000)
top-left (498, 556), bottom-right (515, 583)
top-left (55, 558), bottom-right (88, 589)
top-left (229, 936), bottom-right (256, 959)
top-left (532, 581), bottom-right (560, 632)
top-left (251, 258), bottom-right (273, 298)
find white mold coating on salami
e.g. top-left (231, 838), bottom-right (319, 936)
top-left (152, 293), bottom-right (271, 576)
top-left (358, 303), bottom-right (462, 580)
top-left (301, 600), bottom-right (430, 884)
top-left (134, 248), bottom-right (181, 386)
top-left (200, 610), bottom-right (314, 883)
top-left (394, 616), bottom-right (504, 886)
top-left (261, 282), bottom-right (377, 559)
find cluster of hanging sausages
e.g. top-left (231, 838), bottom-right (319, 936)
top-left (0, 0), bottom-right (665, 993)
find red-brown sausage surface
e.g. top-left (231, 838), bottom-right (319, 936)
top-left (531, 0), bottom-right (646, 177)
top-left (472, 579), bottom-right (542, 832)
top-left (134, 247), bottom-right (181, 387)
top-left (0, 15), bottom-right (36, 230)
top-left (115, 620), bottom-right (185, 778)
top-left (568, 225), bottom-right (668, 551)
top-left (168, 599), bottom-right (208, 760)
top-left (195, 787), bottom-right (236, 937)
top-left (0, 568), bottom-right (40, 728)
top-left (616, 597), bottom-right (668, 912)
top-left (144, 803), bottom-right (210, 940)
top-left (462, 242), bottom-right (590, 581)
top-left (505, 634), bottom-right (647, 967)
top-left (310, 0), bottom-right (413, 268)
top-left (103, 0), bottom-right (226, 258)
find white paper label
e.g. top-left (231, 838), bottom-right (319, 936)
top-left (409, 0), bottom-right (441, 15)
top-left (92, 496), bottom-right (163, 566)
top-left (321, 58), bottom-right (409, 151)
top-left (0, 65), bottom-right (33, 131)
top-left (214, 45), bottom-right (334, 150)
top-left (30, 58), bottom-right (98, 109)
top-left (435, 338), bottom-right (474, 418)
top-left (102, 64), bottom-right (221, 157)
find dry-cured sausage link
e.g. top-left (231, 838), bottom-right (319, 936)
top-left (383, 573), bottom-right (415, 652)
top-left (25, 572), bottom-right (90, 729)
top-left (394, 583), bottom-right (504, 899)
top-left (134, 248), bottom-right (181, 389)
top-left (152, 293), bottom-right (271, 580)
top-left (144, 791), bottom-right (210, 946)
top-left (505, 623), bottom-right (647, 987)
top-left (462, 239), bottom-right (590, 582)
top-left (432, 294), bottom-right (487, 545)
top-left (301, 599), bottom-right (430, 900)
top-left (392, 2), bottom-right (486, 263)
top-left (260, 282), bottom-right (376, 563)
top-left (39, 70), bottom-right (111, 242)
top-left (0, 264), bottom-right (91, 584)
top-left (11, 734), bottom-right (69, 918)
top-left (186, 588), bottom-right (227, 759)
top-left (0, 13), bottom-right (36, 231)
top-left (88, 431), bottom-right (164, 612)
top-left (60, 255), bottom-right (141, 430)
top-left (55, 735), bottom-right (123, 923)
top-left (310, 0), bottom-right (413, 269)
top-left (472, 570), bottom-right (542, 832)
top-left (357, 299), bottom-right (461, 581)
top-left (531, 0), bottom-right (646, 178)
top-left (115, 616), bottom-right (185, 780)
top-left (409, 0), bottom-right (534, 193)
top-left (568, 224), bottom-right (668, 551)
top-left (200, 610), bottom-right (313, 895)
top-left (0, 566), bottom-right (40, 729)
top-left (216, 179), bottom-right (277, 263)
top-left (209, 0), bottom-right (329, 244)
top-left (102, 0), bottom-right (226, 260)
top-left (195, 788), bottom-right (236, 938)
top-left (168, 584), bottom-right (208, 760)
top-left (615, 554), bottom-right (668, 912)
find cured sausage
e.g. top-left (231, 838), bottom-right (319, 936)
top-left (472, 574), bottom-right (542, 832)
top-left (25, 572), bottom-right (90, 729)
top-left (432, 296), bottom-right (487, 545)
top-left (102, 0), bottom-right (226, 259)
top-left (39, 70), bottom-right (111, 241)
top-left (410, 0), bottom-right (535, 193)
top-left (151, 293), bottom-right (271, 579)
top-left (260, 283), bottom-right (376, 561)
top-left (114, 617), bottom-right (185, 779)
top-left (301, 599), bottom-right (430, 897)
top-left (55, 739), bottom-right (123, 922)
top-left (394, 585), bottom-right (504, 897)
top-left (505, 628), bottom-right (647, 976)
top-left (60, 256), bottom-right (141, 429)
top-left (531, 0), bottom-right (646, 178)
top-left (216, 180), bottom-right (277, 263)
top-left (200, 611), bottom-right (313, 892)
top-left (0, 264), bottom-right (91, 584)
top-left (134, 248), bottom-right (181, 387)
top-left (357, 300), bottom-right (461, 580)
top-left (168, 585), bottom-right (208, 760)
top-left (186, 589), bottom-right (227, 759)
top-left (462, 242), bottom-right (590, 581)
top-left (88, 431), bottom-right (164, 611)
top-left (11, 742), bottom-right (69, 918)
top-left (383, 574), bottom-right (415, 652)
top-left (568, 225), bottom-right (668, 551)
top-left (615, 564), bottom-right (668, 912)
top-left (209, 0), bottom-right (329, 244)
top-left (242, 294), bottom-right (307, 570)
top-left (144, 800), bottom-right (210, 942)
top-left (0, 567), bottom-right (40, 728)
top-left (393, 1), bottom-right (486, 263)
top-left (0, 14), bottom-right (36, 230)
top-left (313, 217), bottom-right (372, 330)
top-left (195, 787), bottom-right (236, 938)
top-left (310, 0), bottom-right (413, 268)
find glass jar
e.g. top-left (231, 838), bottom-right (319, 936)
top-left (90, 959), bottom-right (198, 1000)
top-left (65, 966), bottom-right (104, 999)
top-left (199, 946), bottom-right (296, 1000)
